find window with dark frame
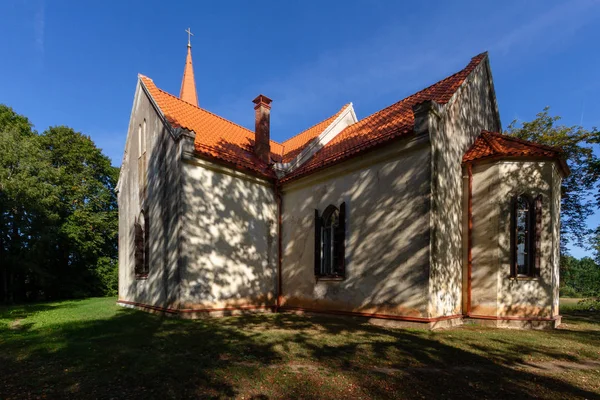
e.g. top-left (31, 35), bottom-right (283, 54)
top-left (511, 194), bottom-right (542, 278)
top-left (314, 203), bottom-right (346, 278)
top-left (134, 211), bottom-right (149, 278)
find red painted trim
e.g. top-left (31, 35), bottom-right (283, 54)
top-left (117, 300), bottom-right (179, 314)
top-left (466, 164), bottom-right (473, 315)
top-left (280, 306), bottom-right (462, 323)
top-left (275, 184), bottom-right (283, 310)
top-left (467, 314), bottom-right (558, 322)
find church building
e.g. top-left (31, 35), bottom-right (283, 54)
top-left (116, 35), bottom-right (568, 329)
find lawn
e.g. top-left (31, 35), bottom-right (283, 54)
top-left (1, 298), bottom-right (599, 399)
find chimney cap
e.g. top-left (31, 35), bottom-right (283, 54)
top-left (252, 94), bottom-right (273, 109)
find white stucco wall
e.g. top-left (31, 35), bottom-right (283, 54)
top-left (429, 57), bottom-right (501, 317)
top-left (178, 156), bottom-right (278, 309)
top-left (470, 160), bottom-right (561, 318)
top-left (118, 82), bottom-right (182, 308)
top-left (280, 136), bottom-right (432, 317)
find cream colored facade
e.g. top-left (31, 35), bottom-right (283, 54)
top-left (469, 160), bottom-right (562, 328)
top-left (117, 54), bottom-right (565, 329)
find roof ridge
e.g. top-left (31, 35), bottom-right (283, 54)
top-left (350, 52), bottom-right (487, 127)
top-left (485, 131), bottom-right (563, 153)
top-left (140, 76), bottom-right (286, 143)
top-left (154, 84), bottom-right (263, 138)
top-left (481, 131), bottom-right (505, 154)
top-left (281, 104), bottom-right (350, 147)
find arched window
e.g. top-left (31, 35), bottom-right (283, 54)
top-left (142, 119), bottom-right (147, 153)
top-left (511, 194), bottom-right (542, 278)
top-left (138, 124), bottom-right (143, 156)
top-left (134, 211), bottom-right (149, 278)
top-left (314, 203), bottom-right (346, 278)
top-left (138, 120), bottom-right (147, 203)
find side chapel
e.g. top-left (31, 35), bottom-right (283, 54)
top-left (117, 33), bottom-right (568, 329)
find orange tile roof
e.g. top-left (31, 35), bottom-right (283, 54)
top-left (280, 52), bottom-right (488, 182)
top-left (141, 75), bottom-right (280, 177)
top-left (179, 46), bottom-right (198, 107)
top-left (140, 74), bottom-right (347, 178)
top-left (463, 131), bottom-right (568, 175)
top-left (140, 52), bottom-right (515, 182)
top-left (279, 104), bottom-right (350, 163)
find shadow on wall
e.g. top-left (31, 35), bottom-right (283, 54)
top-left (177, 149), bottom-right (277, 309)
top-left (280, 136), bottom-right (433, 316)
top-left (471, 161), bottom-right (557, 318)
top-left (429, 58), bottom-right (501, 317)
top-left (1, 307), bottom-right (598, 398)
top-left (123, 120), bottom-right (182, 309)
top-left (122, 61), bottom-right (555, 319)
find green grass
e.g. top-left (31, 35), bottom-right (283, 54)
top-left (1, 298), bottom-right (599, 399)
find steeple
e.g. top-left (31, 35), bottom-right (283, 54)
top-left (179, 28), bottom-right (198, 107)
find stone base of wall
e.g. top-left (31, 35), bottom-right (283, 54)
top-left (280, 306), bottom-right (463, 330)
top-left (117, 300), bottom-right (276, 318)
top-left (465, 315), bottom-right (561, 330)
top-left (117, 301), bottom-right (561, 330)
top-left (179, 307), bottom-right (275, 319)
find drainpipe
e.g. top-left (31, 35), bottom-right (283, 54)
top-left (466, 163), bottom-right (473, 316)
top-left (275, 183), bottom-right (283, 311)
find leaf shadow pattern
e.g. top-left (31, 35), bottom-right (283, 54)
top-left (1, 305), bottom-right (599, 399)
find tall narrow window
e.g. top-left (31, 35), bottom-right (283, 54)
top-left (142, 119), bottom-right (147, 153)
top-left (134, 211), bottom-right (149, 277)
top-left (511, 194), bottom-right (541, 278)
top-left (138, 124), bottom-right (143, 156)
top-left (314, 203), bottom-right (346, 278)
top-left (138, 121), bottom-right (147, 202)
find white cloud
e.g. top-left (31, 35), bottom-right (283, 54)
top-left (493, 0), bottom-right (598, 56)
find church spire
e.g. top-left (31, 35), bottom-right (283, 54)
top-left (179, 28), bottom-right (198, 107)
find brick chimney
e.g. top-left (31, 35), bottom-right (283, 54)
top-left (252, 94), bottom-right (272, 164)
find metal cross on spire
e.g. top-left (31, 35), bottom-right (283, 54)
top-left (185, 27), bottom-right (193, 47)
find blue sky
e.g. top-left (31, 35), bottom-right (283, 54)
top-left (1, 0), bottom-right (599, 257)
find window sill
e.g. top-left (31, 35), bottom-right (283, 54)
top-left (316, 276), bottom-right (345, 281)
top-left (509, 276), bottom-right (539, 281)
top-left (135, 274), bottom-right (148, 280)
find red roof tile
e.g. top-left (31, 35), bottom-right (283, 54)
top-left (463, 131), bottom-right (567, 174)
top-left (141, 75), bottom-right (279, 177)
top-left (139, 52), bottom-right (508, 182)
top-left (280, 52), bottom-right (488, 182)
top-left (140, 75), bottom-right (347, 178)
top-left (180, 46), bottom-right (198, 107)
top-left (279, 104), bottom-right (350, 163)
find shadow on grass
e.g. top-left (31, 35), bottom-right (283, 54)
top-left (1, 307), bottom-right (599, 399)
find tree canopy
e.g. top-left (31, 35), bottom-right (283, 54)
top-left (505, 107), bottom-right (600, 254)
top-left (0, 105), bottom-right (118, 303)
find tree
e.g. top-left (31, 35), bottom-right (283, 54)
top-left (561, 256), bottom-right (600, 297)
top-left (37, 126), bottom-right (119, 299)
top-left (505, 107), bottom-right (600, 252)
top-left (0, 105), bottom-right (57, 302)
top-left (0, 105), bottom-right (119, 302)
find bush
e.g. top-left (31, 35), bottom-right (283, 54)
top-left (560, 286), bottom-right (580, 298)
top-left (575, 298), bottom-right (600, 312)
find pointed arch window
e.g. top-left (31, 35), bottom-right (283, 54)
top-left (134, 211), bottom-right (149, 278)
top-left (314, 203), bottom-right (346, 278)
top-left (138, 120), bottom-right (147, 202)
top-left (511, 194), bottom-right (542, 278)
